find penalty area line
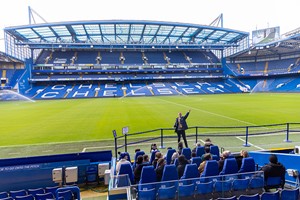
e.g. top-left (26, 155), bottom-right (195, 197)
top-left (235, 136), bottom-right (265, 150)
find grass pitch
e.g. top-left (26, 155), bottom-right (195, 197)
top-left (1, 93), bottom-right (300, 157)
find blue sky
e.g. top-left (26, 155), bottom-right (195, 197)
top-left (0, 0), bottom-right (299, 52)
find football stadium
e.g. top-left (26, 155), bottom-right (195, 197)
top-left (1, 4), bottom-right (300, 200)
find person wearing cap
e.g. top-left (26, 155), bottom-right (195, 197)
top-left (198, 153), bottom-right (212, 175)
top-left (174, 110), bottom-right (191, 148)
top-left (116, 152), bottom-right (131, 174)
top-left (262, 154), bottom-right (286, 190)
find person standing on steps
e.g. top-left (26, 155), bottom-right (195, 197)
top-left (174, 110), bottom-right (191, 148)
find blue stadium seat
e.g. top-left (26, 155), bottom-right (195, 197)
top-left (157, 186), bottom-right (176, 200)
top-left (196, 146), bottom-right (205, 157)
top-left (15, 195), bottom-right (34, 200)
top-left (239, 193), bottom-right (260, 200)
top-left (210, 145), bottom-right (220, 161)
top-left (27, 188), bottom-right (44, 197)
top-left (178, 183), bottom-right (195, 198)
top-left (0, 192), bottom-right (8, 199)
top-left (137, 188), bottom-right (156, 200)
top-left (166, 149), bottom-right (176, 165)
top-left (180, 163), bottom-right (200, 185)
top-left (248, 176), bottom-right (264, 195)
top-left (281, 187), bottom-right (299, 200)
top-left (217, 196), bottom-right (237, 200)
top-left (200, 160), bottom-right (219, 182)
top-left (191, 157), bottom-right (201, 167)
top-left (149, 150), bottom-right (158, 165)
top-left (10, 190), bottom-right (27, 199)
top-left (45, 186), bottom-right (59, 196)
top-left (35, 192), bottom-right (55, 200)
top-left (118, 163), bottom-right (134, 186)
top-left (139, 166), bottom-right (157, 190)
top-left (231, 178), bottom-right (250, 197)
top-left (265, 176), bottom-right (283, 191)
top-left (219, 158), bottom-right (239, 180)
top-left (161, 165), bottom-right (178, 188)
top-left (57, 190), bottom-right (74, 200)
top-left (214, 179), bottom-right (232, 198)
top-left (0, 197), bottom-right (14, 200)
top-left (238, 157), bottom-right (256, 178)
top-left (182, 148), bottom-right (192, 160)
top-left (195, 180), bottom-right (214, 199)
top-left (261, 190), bottom-right (280, 200)
top-left (173, 158), bottom-right (179, 167)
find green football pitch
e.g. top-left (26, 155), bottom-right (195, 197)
top-left (1, 93), bottom-right (300, 158)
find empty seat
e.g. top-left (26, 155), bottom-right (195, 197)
top-left (195, 180), bottom-right (214, 199)
top-left (57, 190), bottom-right (74, 200)
top-left (137, 188), bottom-right (156, 200)
top-left (0, 192), bottom-right (8, 199)
top-left (0, 197), bottom-right (14, 200)
top-left (10, 190), bottom-right (27, 199)
top-left (217, 196), bottom-right (237, 200)
top-left (232, 178), bottom-right (250, 197)
top-left (281, 187), bottom-right (299, 200)
top-left (238, 157), bottom-right (256, 178)
top-left (45, 186), bottom-right (59, 196)
top-left (35, 192), bottom-right (55, 200)
top-left (157, 186), bottom-right (176, 200)
top-left (181, 163), bottom-right (200, 185)
top-left (27, 188), bottom-right (44, 197)
top-left (15, 195), bottom-right (34, 200)
top-left (118, 163), bottom-right (134, 186)
top-left (200, 160), bottom-right (219, 182)
top-left (182, 148), bottom-right (192, 160)
top-left (191, 157), bottom-right (201, 167)
top-left (196, 146), bottom-right (205, 157)
top-left (210, 145), bottom-right (220, 161)
top-left (178, 183), bottom-right (195, 198)
top-left (248, 176), bottom-right (264, 195)
top-left (239, 193), bottom-right (260, 200)
top-left (261, 190), bottom-right (280, 200)
top-left (219, 158), bottom-right (239, 180)
top-left (214, 179), bottom-right (232, 198)
top-left (139, 165), bottom-right (157, 190)
top-left (166, 149), bottom-right (176, 165)
top-left (161, 165), bottom-right (178, 188)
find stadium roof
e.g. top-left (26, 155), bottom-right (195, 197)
top-left (4, 20), bottom-right (249, 50)
top-left (228, 32), bottom-right (300, 60)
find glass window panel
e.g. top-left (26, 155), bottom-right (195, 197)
top-left (209, 30), bottom-right (227, 40)
top-left (51, 26), bottom-right (71, 36)
top-left (196, 29), bottom-right (214, 38)
top-left (100, 24), bottom-right (115, 34)
top-left (157, 25), bottom-right (174, 35)
top-left (171, 26), bottom-right (188, 36)
top-left (144, 25), bottom-right (159, 35)
top-left (130, 24), bottom-right (144, 35)
top-left (85, 24), bottom-right (101, 34)
top-left (33, 27), bottom-right (55, 37)
top-left (16, 28), bottom-right (38, 39)
top-left (183, 27), bottom-right (198, 37)
top-left (72, 25), bottom-right (86, 35)
top-left (116, 24), bottom-right (129, 34)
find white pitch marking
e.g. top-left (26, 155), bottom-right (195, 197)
top-left (236, 136), bottom-right (265, 150)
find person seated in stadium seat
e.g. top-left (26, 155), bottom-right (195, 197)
top-left (116, 153), bottom-right (131, 174)
top-left (218, 150), bottom-right (231, 172)
top-left (192, 142), bottom-right (202, 153)
top-left (262, 154), bottom-right (286, 190)
top-left (204, 138), bottom-right (213, 148)
top-left (134, 155), bottom-right (144, 183)
top-left (198, 153), bottom-right (212, 175)
top-left (152, 152), bottom-right (163, 168)
top-left (236, 150), bottom-right (249, 169)
top-left (177, 155), bottom-right (190, 179)
top-left (178, 141), bottom-right (184, 155)
top-left (150, 143), bottom-right (158, 153)
top-left (171, 151), bottom-right (179, 164)
top-left (143, 154), bottom-right (151, 166)
top-left (155, 158), bottom-right (166, 181)
top-left (201, 146), bottom-right (211, 161)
